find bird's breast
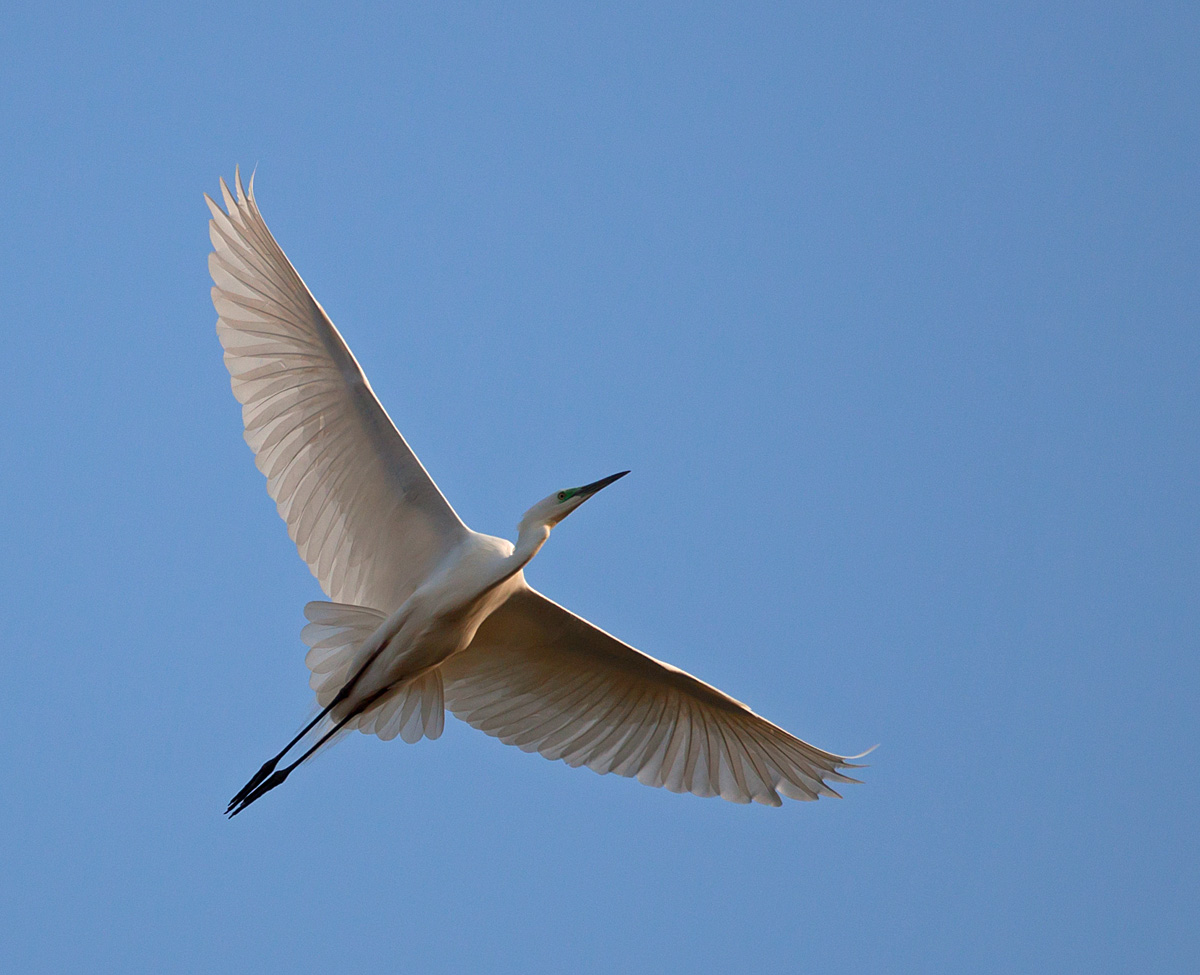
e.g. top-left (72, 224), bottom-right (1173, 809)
top-left (370, 543), bottom-right (521, 682)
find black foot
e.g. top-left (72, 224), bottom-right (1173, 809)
top-left (226, 757), bottom-right (280, 815)
top-left (227, 767), bottom-right (291, 818)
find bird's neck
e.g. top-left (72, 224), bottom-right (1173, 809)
top-left (452, 521), bottom-right (552, 610)
top-left (510, 518), bottom-right (551, 572)
top-left (471, 517), bottom-right (549, 600)
top-left (466, 520), bottom-right (550, 605)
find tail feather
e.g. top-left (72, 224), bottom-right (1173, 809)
top-left (300, 600), bottom-right (445, 743)
top-left (357, 670), bottom-right (445, 742)
top-left (301, 601), bottom-right (387, 705)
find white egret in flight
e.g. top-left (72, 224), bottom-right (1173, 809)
top-left (208, 170), bottom-right (867, 816)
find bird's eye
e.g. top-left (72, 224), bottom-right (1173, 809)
top-left (557, 491), bottom-right (567, 501)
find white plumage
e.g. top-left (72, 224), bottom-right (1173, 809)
top-left (209, 170), bottom-right (867, 814)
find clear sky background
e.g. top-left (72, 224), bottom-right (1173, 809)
top-left (1, 3), bottom-right (1196, 972)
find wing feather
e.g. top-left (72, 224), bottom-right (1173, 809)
top-left (207, 170), bottom-right (468, 611)
top-left (442, 587), bottom-right (866, 805)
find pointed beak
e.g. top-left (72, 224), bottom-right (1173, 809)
top-left (578, 470), bottom-right (630, 497)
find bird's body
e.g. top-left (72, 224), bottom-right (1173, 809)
top-left (208, 170), bottom-right (867, 815)
top-left (325, 529), bottom-right (526, 726)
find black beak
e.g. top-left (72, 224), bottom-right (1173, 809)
top-left (578, 470), bottom-right (630, 497)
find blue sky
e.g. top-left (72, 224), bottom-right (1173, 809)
top-left (1, 2), bottom-right (1196, 971)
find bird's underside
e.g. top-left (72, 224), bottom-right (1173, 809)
top-left (208, 169), bottom-right (868, 814)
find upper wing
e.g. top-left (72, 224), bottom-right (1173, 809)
top-left (207, 170), bottom-right (469, 612)
top-left (441, 587), bottom-right (865, 805)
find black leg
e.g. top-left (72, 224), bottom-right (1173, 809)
top-left (226, 640), bottom-right (392, 813)
top-left (226, 685), bottom-right (394, 818)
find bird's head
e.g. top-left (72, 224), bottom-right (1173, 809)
top-left (519, 471), bottom-right (630, 536)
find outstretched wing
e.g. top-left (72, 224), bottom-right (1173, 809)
top-left (207, 170), bottom-right (469, 612)
top-left (442, 587), bottom-right (866, 806)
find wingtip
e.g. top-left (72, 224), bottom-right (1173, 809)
top-left (218, 175), bottom-right (236, 215)
top-left (841, 742), bottom-right (880, 767)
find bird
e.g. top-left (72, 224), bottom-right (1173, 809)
top-left (208, 169), bottom-right (868, 816)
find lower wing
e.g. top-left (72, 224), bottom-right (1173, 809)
top-left (441, 587), bottom-right (867, 806)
